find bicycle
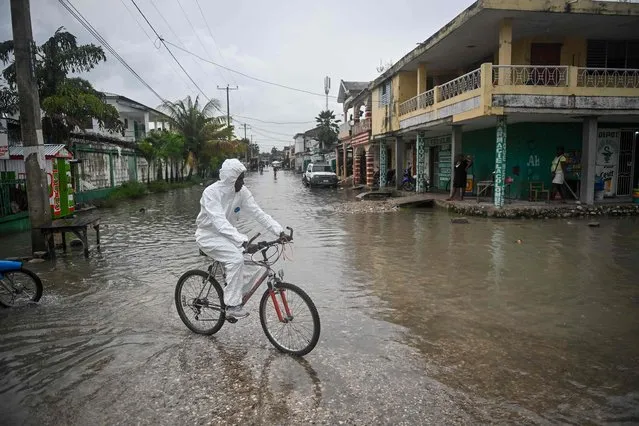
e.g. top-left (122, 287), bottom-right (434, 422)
top-left (0, 260), bottom-right (43, 308)
top-left (174, 227), bottom-right (321, 356)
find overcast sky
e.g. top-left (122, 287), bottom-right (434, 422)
top-left (0, 0), bottom-right (473, 150)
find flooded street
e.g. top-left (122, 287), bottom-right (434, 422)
top-left (1, 171), bottom-right (639, 425)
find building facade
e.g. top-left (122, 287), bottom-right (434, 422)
top-left (370, 0), bottom-right (639, 205)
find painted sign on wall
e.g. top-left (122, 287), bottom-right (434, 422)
top-left (0, 118), bottom-right (9, 160)
top-left (596, 129), bottom-right (620, 197)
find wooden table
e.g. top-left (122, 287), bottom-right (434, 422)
top-left (39, 216), bottom-right (101, 259)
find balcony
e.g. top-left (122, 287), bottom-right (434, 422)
top-left (398, 64), bottom-right (639, 130)
top-left (338, 118), bottom-right (371, 140)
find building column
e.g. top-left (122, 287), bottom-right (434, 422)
top-left (498, 18), bottom-right (513, 85)
top-left (416, 132), bottom-right (427, 192)
top-left (494, 116), bottom-right (507, 208)
top-left (580, 116), bottom-right (598, 205)
top-left (365, 148), bottom-right (374, 186)
top-left (395, 137), bottom-right (405, 190)
top-left (353, 150), bottom-right (361, 185)
top-left (417, 63), bottom-right (427, 94)
top-left (143, 112), bottom-right (150, 135)
top-left (379, 140), bottom-right (387, 187)
top-left (342, 143), bottom-right (347, 179)
top-left (450, 125), bottom-right (463, 196)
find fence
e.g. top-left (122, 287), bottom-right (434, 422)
top-left (0, 179), bottom-right (28, 218)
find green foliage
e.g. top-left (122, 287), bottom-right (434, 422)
top-left (160, 95), bottom-right (239, 177)
top-left (315, 110), bottom-right (340, 152)
top-left (0, 27), bottom-right (122, 142)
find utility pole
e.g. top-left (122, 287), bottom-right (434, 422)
top-left (10, 0), bottom-right (50, 253)
top-left (243, 123), bottom-right (251, 164)
top-left (217, 84), bottom-right (238, 139)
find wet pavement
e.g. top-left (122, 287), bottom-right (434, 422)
top-left (1, 171), bottom-right (639, 425)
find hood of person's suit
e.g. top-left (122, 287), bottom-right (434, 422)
top-left (218, 159), bottom-right (247, 188)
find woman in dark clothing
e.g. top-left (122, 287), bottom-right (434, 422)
top-left (447, 154), bottom-right (473, 201)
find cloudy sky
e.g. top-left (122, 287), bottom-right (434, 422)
top-left (0, 0), bottom-right (473, 150)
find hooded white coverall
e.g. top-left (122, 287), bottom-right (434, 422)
top-left (195, 159), bottom-right (283, 307)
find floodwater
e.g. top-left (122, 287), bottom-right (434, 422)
top-left (1, 171), bottom-right (639, 425)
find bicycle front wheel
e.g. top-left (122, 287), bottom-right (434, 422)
top-left (175, 270), bottom-right (225, 335)
top-left (259, 282), bottom-right (320, 356)
top-left (0, 267), bottom-right (43, 308)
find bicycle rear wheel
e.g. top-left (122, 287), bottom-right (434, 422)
top-left (0, 267), bottom-right (43, 308)
top-left (259, 282), bottom-right (320, 356)
top-left (175, 270), bottom-right (225, 335)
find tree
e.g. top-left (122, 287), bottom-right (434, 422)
top-left (315, 110), bottom-right (340, 152)
top-left (160, 95), bottom-right (235, 178)
top-left (0, 27), bottom-right (122, 142)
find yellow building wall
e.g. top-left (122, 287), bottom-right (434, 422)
top-left (511, 36), bottom-right (587, 66)
top-left (397, 71), bottom-right (417, 103)
top-left (371, 74), bottom-right (403, 137)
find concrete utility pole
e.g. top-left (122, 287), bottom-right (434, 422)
top-left (217, 84), bottom-right (238, 140)
top-left (242, 123), bottom-right (251, 164)
top-left (10, 0), bottom-right (50, 253)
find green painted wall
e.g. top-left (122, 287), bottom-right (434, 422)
top-left (0, 212), bottom-right (30, 234)
top-left (463, 122), bottom-right (583, 200)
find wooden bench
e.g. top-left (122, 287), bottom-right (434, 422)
top-left (39, 216), bottom-right (101, 259)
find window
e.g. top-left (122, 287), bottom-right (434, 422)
top-left (312, 165), bottom-right (333, 172)
top-left (380, 80), bottom-right (391, 106)
top-left (587, 40), bottom-right (639, 68)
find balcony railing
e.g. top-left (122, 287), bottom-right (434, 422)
top-left (577, 68), bottom-right (639, 88)
top-left (397, 64), bottom-right (639, 118)
top-left (352, 117), bottom-right (371, 135)
top-left (439, 68), bottom-right (482, 101)
top-left (492, 65), bottom-right (569, 87)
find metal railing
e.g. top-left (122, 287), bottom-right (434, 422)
top-left (0, 179), bottom-right (28, 217)
top-left (439, 68), bottom-right (481, 101)
top-left (492, 65), bottom-right (569, 87)
top-left (577, 67), bottom-right (639, 88)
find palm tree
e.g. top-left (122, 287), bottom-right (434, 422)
top-left (315, 110), bottom-right (340, 152)
top-left (160, 95), bottom-right (234, 178)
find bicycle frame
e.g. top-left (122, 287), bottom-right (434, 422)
top-left (203, 256), bottom-right (292, 323)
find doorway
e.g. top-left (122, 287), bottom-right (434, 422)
top-left (530, 43), bottom-right (563, 85)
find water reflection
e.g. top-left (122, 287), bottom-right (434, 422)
top-left (1, 171), bottom-right (638, 423)
top-left (344, 213), bottom-right (639, 422)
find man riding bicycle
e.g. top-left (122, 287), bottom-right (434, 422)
top-left (195, 159), bottom-right (289, 319)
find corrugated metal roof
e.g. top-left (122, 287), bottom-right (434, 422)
top-left (8, 144), bottom-right (72, 158)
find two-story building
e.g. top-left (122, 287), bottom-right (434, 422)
top-left (293, 127), bottom-right (321, 173)
top-left (370, 0), bottom-right (639, 206)
top-left (337, 80), bottom-right (373, 185)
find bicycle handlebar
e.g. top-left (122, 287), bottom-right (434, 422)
top-left (244, 226), bottom-right (293, 255)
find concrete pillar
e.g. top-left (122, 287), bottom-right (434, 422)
top-left (342, 143), bottom-right (347, 179)
top-left (365, 148), bottom-right (375, 186)
top-left (498, 18), bottom-right (513, 85)
top-left (451, 125), bottom-right (463, 196)
top-left (417, 63), bottom-right (427, 94)
top-left (580, 117), bottom-right (598, 205)
top-left (494, 116), bottom-right (507, 208)
top-left (143, 112), bottom-right (150, 136)
top-left (335, 146), bottom-right (340, 178)
top-left (353, 150), bottom-right (360, 185)
top-left (395, 137), bottom-right (405, 190)
top-left (416, 132), bottom-right (427, 192)
top-left (379, 140), bottom-right (387, 187)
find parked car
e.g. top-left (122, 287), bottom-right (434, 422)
top-left (303, 162), bottom-right (338, 188)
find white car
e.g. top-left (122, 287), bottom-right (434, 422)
top-left (303, 163), bottom-right (338, 188)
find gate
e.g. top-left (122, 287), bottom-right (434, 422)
top-left (616, 130), bottom-right (636, 196)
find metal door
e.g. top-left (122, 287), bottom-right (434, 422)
top-left (616, 130), bottom-right (635, 196)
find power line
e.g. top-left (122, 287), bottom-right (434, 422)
top-left (58, 0), bottom-right (165, 102)
top-left (118, 0), bottom-right (193, 94)
top-left (130, 0), bottom-right (209, 102)
top-left (234, 114), bottom-right (316, 125)
top-left (161, 39), bottom-right (338, 99)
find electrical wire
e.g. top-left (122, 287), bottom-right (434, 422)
top-left (161, 39), bottom-right (338, 99)
top-left (58, 0), bottom-right (165, 102)
top-left (234, 115), bottom-right (316, 125)
top-left (130, 0), bottom-right (210, 102)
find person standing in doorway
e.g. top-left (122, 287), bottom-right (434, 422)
top-left (447, 154), bottom-right (473, 201)
top-left (551, 147), bottom-right (567, 202)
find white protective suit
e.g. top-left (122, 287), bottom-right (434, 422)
top-left (195, 159), bottom-right (283, 307)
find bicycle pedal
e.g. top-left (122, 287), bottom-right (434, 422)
top-left (226, 317), bottom-right (238, 324)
